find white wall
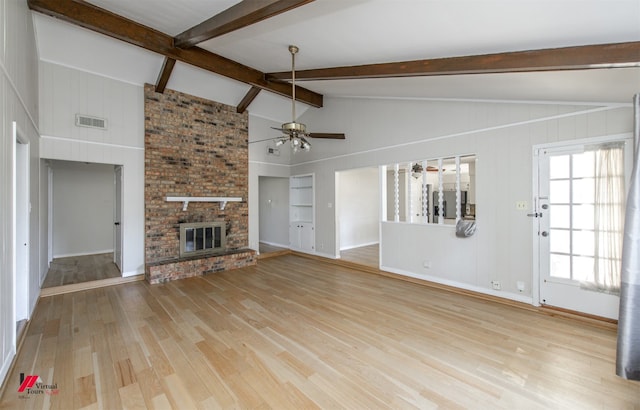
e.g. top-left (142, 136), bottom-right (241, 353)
top-left (39, 61), bottom-right (145, 277)
top-left (0, 0), bottom-right (42, 387)
top-left (262, 96), bottom-right (633, 304)
top-left (258, 176), bottom-right (289, 248)
top-left (51, 160), bottom-right (115, 258)
top-left (337, 167), bottom-right (379, 250)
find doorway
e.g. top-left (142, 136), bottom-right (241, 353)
top-left (534, 136), bottom-right (633, 319)
top-left (13, 122), bottom-right (29, 332)
top-left (258, 176), bottom-right (290, 256)
top-left (43, 160), bottom-right (121, 288)
top-left (336, 167), bottom-right (380, 268)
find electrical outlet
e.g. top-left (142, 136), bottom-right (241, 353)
top-left (516, 201), bottom-right (528, 210)
top-left (491, 280), bottom-right (501, 290)
top-left (423, 260), bottom-right (431, 269)
top-left (517, 281), bottom-right (525, 292)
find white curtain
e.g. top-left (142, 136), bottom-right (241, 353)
top-left (588, 143), bottom-right (625, 293)
top-left (616, 93), bottom-right (640, 380)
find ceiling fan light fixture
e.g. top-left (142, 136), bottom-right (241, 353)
top-left (300, 136), bottom-right (311, 152)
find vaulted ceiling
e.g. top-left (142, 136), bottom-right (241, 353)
top-left (30, 0), bottom-right (640, 125)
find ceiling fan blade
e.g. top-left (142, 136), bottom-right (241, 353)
top-left (249, 136), bottom-right (280, 144)
top-left (308, 133), bottom-right (346, 139)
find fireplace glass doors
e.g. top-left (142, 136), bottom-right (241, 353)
top-left (179, 222), bottom-right (225, 258)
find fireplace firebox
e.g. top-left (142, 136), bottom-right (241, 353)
top-left (179, 222), bottom-right (226, 258)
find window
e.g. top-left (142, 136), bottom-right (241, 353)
top-left (547, 142), bottom-right (625, 292)
top-left (383, 154), bottom-right (476, 225)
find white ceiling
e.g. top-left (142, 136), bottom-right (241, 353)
top-left (32, 0), bottom-right (640, 124)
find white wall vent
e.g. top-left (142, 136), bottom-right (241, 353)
top-left (75, 114), bottom-right (107, 130)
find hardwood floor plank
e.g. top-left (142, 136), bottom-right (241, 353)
top-left (157, 338), bottom-right (209, 404)
top-left (72, 346), bottom-right (93, 380)
top-left (91, 330), bottom-right (122, 410)
top-left (118, 382), bottom-right (146, 410)
top-left (2, 254), bottom-right (639, 409)
top-left (137, 326), bottom-right (174, 378)
top-left (160, 373), bottom-right (198, 410)
top-left (74, 373), bottom-right (96, 409)
top-left (150, 394), bottom-right (172, 410)
top-left (131, 367), bottom-right (163, 410)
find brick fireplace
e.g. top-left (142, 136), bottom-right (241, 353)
top-left (144, 85), bottom-right (255, 284)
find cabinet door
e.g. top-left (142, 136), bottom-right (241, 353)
top-left (289, 224), bottom-right (300, 249)
top-left (289, 223), bottom-right (315, 252)
top-left (299, 223), bottom-right (315, 251)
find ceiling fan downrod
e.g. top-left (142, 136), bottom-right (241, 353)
top-left (289, 45), bottom-right (298, 123)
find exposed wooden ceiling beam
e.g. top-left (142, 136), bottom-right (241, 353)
top-left (267, 42), bottom-right (640, 81)
top-left (175, 0), bottom-right (315, 48)
top-left (237, 86), bottom-right (262, 113)
top-left (28, 0), bottom-right (323, 108)
top-left (155, 57), bottom-right (176, 93)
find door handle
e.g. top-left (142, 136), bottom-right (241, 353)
top-left (541, 231), bottom-right (549, 237)
top-left (114, 222), bottom-right (120, 226)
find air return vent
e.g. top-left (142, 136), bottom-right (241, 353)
top-left (75, 114), bottom-right (107, 130)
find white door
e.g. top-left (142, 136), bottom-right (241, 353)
top-left (14, 125), bottom-right (29, 323)
top-left (114, 166), bottom-right (123, 272)
top-left (536, 138), bottom-right (632, 319)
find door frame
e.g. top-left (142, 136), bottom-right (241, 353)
top-left (532, 132), bottom-right (634, 311)
top-left (47, 160), bottom-right (123, 275)
top-left (13, 121), bottom-right (30, 329)
top-left (47, 163), bottom-right (53, 266)
top-left (114, 165), bottom-right (123, 272)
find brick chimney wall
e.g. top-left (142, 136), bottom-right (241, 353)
top-left (144, 85), bottom-right (254, 281)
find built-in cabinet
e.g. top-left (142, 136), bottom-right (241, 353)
top-left (290, 174), bottom-right (315, 252)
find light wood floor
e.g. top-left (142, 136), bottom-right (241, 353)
top-left (2, 254), bottom-right (639, 409)
top-left (42, 253), bottom-right (121, 288)
top-left (258, 242), bottom-right (291, 260)
top-left (340, 243), bottom-right (379, 268)
top-left (258, 242), bottom-right (288, 254)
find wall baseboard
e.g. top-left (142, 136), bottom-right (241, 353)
top-left (380, 264), bottom-right (533, 305)
top-left (259, 241), bottom-right (289, 249)
top-left (40, 274), bottom-right (144, 297)
top-left (340, 241), bottom-right (379, 251)
top-left (52, 249), bottom-right (114, 259)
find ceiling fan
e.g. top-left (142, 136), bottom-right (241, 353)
top-left (251, 45), bottom-right (345, 152)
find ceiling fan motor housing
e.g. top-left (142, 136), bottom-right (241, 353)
top-left (282, 121), bottom-right (307, 135)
